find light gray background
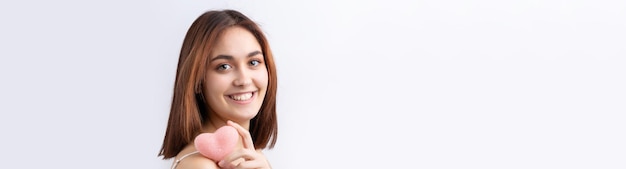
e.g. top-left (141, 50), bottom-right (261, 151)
top-left (1, 0), bottom-right (624, 168)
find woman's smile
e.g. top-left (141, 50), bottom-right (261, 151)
top-left (226, 91), bottom-right (256, 104)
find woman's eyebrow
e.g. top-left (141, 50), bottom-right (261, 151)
top-left (210, 55), bottom-right (233, 62)
top-left (247, 50), bottom-right (262, 57)
top-left (211, 51), bottom-right (262, 62)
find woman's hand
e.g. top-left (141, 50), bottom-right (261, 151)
top-left (218, 120), bottom-right (271, 169)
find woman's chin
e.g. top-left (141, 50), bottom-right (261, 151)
top-left (227, 110), bottom-right (259, 121)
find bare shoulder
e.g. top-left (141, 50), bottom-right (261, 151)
top-left (173, 153), bottom-right (218, 169)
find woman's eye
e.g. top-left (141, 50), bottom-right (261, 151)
top-left (250, 60), bottom-right (261, 66)
top-left (217, 64), bottom-right (231, 70)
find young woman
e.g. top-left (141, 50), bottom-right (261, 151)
top-left (159, 9), bottom-right (278, 169)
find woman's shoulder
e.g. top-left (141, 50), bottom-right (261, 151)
top-left (171, 149), bottom-right (218, 169)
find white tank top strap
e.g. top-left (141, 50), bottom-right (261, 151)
top-left (171, 151), bottom-right (200, 169)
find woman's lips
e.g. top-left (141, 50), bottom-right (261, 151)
top-left (226, 92), bottom-right (256, 104)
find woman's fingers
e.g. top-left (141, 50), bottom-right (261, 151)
top-left (219, 121), bottom-right (271, 169)
top-left (227, 120), bottom-right (255, 150)
top-left (235, 160), bottom-right (266, 169)
top-left (218, 149), bottom-right (263, 169)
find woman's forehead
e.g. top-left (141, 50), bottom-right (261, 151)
top-left (210, 27), bottom-right (262, 59)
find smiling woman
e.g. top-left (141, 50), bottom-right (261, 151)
top-left (159, 9), bottom-right (278, 169)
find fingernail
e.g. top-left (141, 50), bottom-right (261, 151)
top-left (218, 160), bottom-right (224, 167)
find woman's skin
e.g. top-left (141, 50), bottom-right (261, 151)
top-left (172, 26), bottom-right (271, 169)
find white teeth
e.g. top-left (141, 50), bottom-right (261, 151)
top-left (229, 93), bottom-right (252, 101)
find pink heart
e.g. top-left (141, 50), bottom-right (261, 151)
top-left (194, 125), bottom-right (239, 162)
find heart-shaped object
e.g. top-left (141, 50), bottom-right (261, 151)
top-left (194, 125), bottom-right (239, 162)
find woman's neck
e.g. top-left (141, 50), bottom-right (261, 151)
top-left (203, 113), bottom-right (250, 132)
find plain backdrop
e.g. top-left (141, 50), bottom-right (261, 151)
top-left (1, 0), bottom-right (625, 168)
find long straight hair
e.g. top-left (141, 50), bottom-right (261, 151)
top-left (159, 9), bottom-right (278, 159)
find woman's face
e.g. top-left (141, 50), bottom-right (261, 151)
top-left (204, 26), bottom-right (268, 122)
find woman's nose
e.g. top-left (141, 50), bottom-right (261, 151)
top-left (233, 68), bottom-right (252, 87)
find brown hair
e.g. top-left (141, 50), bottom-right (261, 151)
top-left (159, 9), bottom-right (278, 159)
